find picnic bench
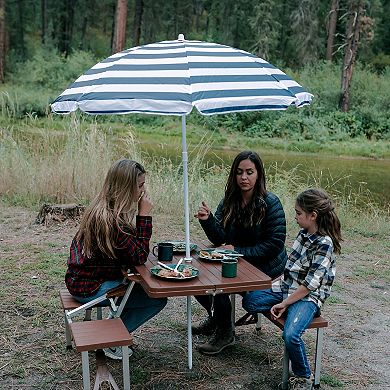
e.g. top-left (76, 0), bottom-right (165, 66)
top-left (59, 283), bottom-right (137, 390)
top-left (234, 307), bottom-right (328, 390)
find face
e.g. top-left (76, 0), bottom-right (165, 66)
top-left (294, 203), bottom-right (318, 233)
top-left (236, 159), bottom-right (258, 194)
top-left (136, 173), bottom-right (146, 200)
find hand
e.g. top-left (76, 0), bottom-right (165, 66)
top-left (138, 191), bottom-right (153, 216)
top-left (270, 302), bottom-right (288, 320)
top-left (220, 244), bottom-right (234, 251)
top-left (194, 201), bottom-right (211, 220)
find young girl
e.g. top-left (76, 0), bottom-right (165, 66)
top-left (242, 188), bottom-right (341, 390)
top-left (66, 158), bottom-right (167, 360)
top-left (194, 151), bottom-right (288, 354)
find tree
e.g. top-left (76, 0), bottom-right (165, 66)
top-left (41, 0), bottom-right (47, 44)
top-left (289, 0), bottom-right (323, 65)
top-left (16, 0), bottom-right (26, 60)
top-left (58, 0), bottom-right (75, 56)
top-left (112, 0), bottom-right (128, 53)
top-left (250, 0), bottom-right (281, 60)
top-left (340, 0), bottom-right (365, 112)
top-left (326, 0), bottom-right (339, 60)
top-left (133, 0), bottom-right (143, 46)
top-left (0, 0), bottom-right (5, 83)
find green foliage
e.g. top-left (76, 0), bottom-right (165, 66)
top-left (321, 373), bottom-right (344, 387)
top-left (1, 123), bottom-right (389, 240)
top-left (11, 47), bottom-right (97, 91)
top-left (1, 49), bottom-right (97, 118)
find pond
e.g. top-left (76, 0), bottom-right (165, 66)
top-left (141, 144), bottom-right (390, 210)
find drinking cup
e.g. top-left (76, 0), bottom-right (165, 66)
top-left (152, 242), bottom-right (174, 262)
top-left (221, 257), bottom-right (238, 278)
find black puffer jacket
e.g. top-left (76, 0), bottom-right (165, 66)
top-left (199, 192), bottom-right (287, 279)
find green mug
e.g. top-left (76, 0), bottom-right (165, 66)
top-left (221, 257), bottom-right (238, 278)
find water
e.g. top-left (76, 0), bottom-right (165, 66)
top-left (141, 144), bottom-right (390, 209)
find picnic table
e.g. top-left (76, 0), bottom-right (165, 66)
top-left (127, 242), bottom-right (272, 369)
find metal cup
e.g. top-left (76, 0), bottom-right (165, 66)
top-left (221, 257), bottom-right (237, 278)
top-left (152, 242), bottom-right (174, 262)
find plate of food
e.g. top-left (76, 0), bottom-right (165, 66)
top-left (150, 263), bottom-right (199, 280)
top-left (198, 248), bottom-right (242, 261)
top-left (162, 241), bottom-right (198, 253)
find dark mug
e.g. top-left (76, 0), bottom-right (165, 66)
top-left (152, 242), bottom-right (174, 262)
top-left (221, 257), bottom-right (238, 278)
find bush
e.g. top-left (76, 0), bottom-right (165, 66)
top-left (2, 49), bottom-right (97, 118)
top-left (11, 48), bottom-right (97, 92)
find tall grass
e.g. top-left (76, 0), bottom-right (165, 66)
top-left (0, 123), bottom-right (389, 237)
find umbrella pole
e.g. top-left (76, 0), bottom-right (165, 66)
top-left (181, 115), bottom-right (192, 262)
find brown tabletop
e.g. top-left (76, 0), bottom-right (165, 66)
top-left (134, 250), bottom-right (271, 298)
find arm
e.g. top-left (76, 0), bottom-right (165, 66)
top-left (270, 285), bottom-right (310, 319)
top-left (234, 194), bottom-right (287, 262)
top-left (198, 200), bottom-right (227, 246)
top-left (272, 238), bottom-right (335, 318)
top-left (116, 215), bottom-right (152, 266)
top-left (116, 192), bottom-right (154, 265)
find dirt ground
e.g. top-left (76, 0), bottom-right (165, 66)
top-left (0, 204), bottom-right (389, 390)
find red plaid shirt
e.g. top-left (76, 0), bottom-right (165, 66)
top-left (65, 216), bottom-right (152, 297)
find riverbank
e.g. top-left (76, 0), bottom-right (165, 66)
top-left (1, 114), bottom-right (390, 159)
top-left (1, 119), bottom-right (390, 212)
top-left (0, 203), bottom-right (389, 390)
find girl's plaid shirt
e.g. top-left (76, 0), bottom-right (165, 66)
top-left (272, 229), bottom-right (336, 308)
top-left (66, 215), bottom-right (152, 297)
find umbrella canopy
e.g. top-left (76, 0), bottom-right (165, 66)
top-left (51, 35), bottom-right (313, 260)
top-left (51, 35), bottom-right (312, 116)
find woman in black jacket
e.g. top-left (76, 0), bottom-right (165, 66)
top-left (194, 150), bottom-right (287, 355)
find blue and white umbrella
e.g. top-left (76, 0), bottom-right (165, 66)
top-left (52, 34), bottom-right (312, 262)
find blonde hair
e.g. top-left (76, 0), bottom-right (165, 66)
top-left (77, 159), bottom-right (145, 258)
top-left (296, 188), bottom-right (342, 254)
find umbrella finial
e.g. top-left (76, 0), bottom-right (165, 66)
top-left (178, 34), bottom-right (185, 41)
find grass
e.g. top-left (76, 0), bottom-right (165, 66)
top-left (321, 374), bottom-right (345, 387)
top-left (1, 200), bottom-right (389, 389)
top-left (1, 120), bottom-right (389, 237)
top-left (0, 113), bottom-right (389, 388)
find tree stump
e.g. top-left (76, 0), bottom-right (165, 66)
top-left (35, 203), bottom-right (86, 224)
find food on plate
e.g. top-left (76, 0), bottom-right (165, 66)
top-left (199, 250), bottom-right (224, 259)
top-left (172, 242), bottom-right (186, 251)
top-left (157, 266), bottom-right (193, 278)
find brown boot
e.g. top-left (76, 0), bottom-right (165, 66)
top-left (192, 316), bottom-right (216, 336)
top-left (197, 327), bottom-right (235, 355)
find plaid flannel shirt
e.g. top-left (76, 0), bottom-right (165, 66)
top-left (272, 229), bottom-right (336, 308)
top-left (65, 215), bottom-right (152, 297)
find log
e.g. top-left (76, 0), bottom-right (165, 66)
top-left (35, 203), bottom-right (85, 224)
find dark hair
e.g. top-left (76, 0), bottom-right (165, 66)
top-left (296, 188), bottom-right (342, 254)
top-left (223, 151), bottom-right (267, 228)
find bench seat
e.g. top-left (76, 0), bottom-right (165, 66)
top-left (70, 318), bottom-right (132, 390)
top-left (261, 311), bottom-right (328, 390)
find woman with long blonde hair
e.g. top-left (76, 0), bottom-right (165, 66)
top-left (66, 158), bottom-right (167, 360)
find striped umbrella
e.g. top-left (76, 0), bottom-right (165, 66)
top-left (51, 34), bottom-right (313, 262)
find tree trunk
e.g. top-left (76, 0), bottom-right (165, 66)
top-left (58, 0), bottom-right (75, 56)
top-left (339, 0), bottom-right (364, 112)
top-left (326, 0), bottom-right (338, 61)
top-left (17, 0), bottom-right (26, 59)
top-left (41, 0), bottom-right (47, 44)
top-left (112, 0), bottom-right (128, 54)
top-left (0, 0), bottom-right (4, 83)
top-left (133, 0), bottom-right (143, 46)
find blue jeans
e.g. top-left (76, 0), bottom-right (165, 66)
top-left (73, 279), bottom-right (167, 333)
top-left (242, 289), bottom-right (319, 378)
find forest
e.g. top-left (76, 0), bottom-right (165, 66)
top-left (0, 0), bottom-right (390, 145)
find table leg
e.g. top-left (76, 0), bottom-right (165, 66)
top-left (187, 295), bottom-right (192, 369)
